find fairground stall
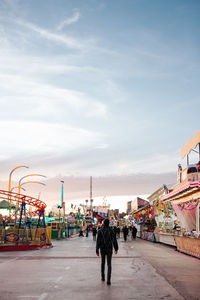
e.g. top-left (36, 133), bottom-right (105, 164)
top-left (46, 217), bottom-right (67, 239)
top-left (47, 213), bottom-right (81, 239)
top-left (0, 190), bottom-right (52, 251)
top-left (161, 182), bottom-right (200, 257)
top-left (148, 186), bottom-right (179, 246)
top-left (133, 204), bottom-right (157, 242)
top-left (161, 132), bottom-right (200, 258)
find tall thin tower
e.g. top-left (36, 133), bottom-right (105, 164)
top-left (90, 176), bottom-right (93, 209)
top-left (61, 180), bottom-right (65, 216)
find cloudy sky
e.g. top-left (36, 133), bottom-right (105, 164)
top-left (0, 0), bottom-right (200, 211)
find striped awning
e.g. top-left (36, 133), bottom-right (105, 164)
top-left (161, 181), bottom-right (200, 203)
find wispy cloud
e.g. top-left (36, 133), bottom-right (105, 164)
top-left (15, 19), bottom-right (83, 49)
top-left (0, 120), bottom-right (106, 158)
top-left (57, 9), bottom-right (81, 30)
top-left (0, 73), bottom-right (107, 120)
top-left (110, 152), bottom-right (180, 175)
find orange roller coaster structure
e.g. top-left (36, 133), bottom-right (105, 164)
top-left (0, 190), bottom-right (52, 251)
top-left (0, 189), bottom-right (46, 215)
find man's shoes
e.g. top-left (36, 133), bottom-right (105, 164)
top-left (107, 281), bottom-right (111, 285)
top-left (101, 275), bottom-right (105, 281)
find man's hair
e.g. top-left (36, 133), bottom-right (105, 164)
top-left (104, 219), bottom-right (109, 227)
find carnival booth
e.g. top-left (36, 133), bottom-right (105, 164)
top-left (133, 204), bottom-right (157, 242)
top-left (153, 196), bottom-right (178, 246)
top-left (160, 132), bottom-right (200, 258)
top-left (47, 217), bottom-right (68, 239)
top-left (161, 182), bottom-right (200, 258)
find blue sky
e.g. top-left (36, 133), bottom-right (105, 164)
top-left (0, 0), bottom-right (200, 207)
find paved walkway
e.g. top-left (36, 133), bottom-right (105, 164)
top-left (0, 236), bottom-right (199, 300)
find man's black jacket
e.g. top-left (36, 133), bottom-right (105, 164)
top-left (96, 226), bottom-right (118, 254)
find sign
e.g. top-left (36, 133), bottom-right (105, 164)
top-left (5, 233), bottom-right (19, 243)
top-left (97, 207), bottom-right (108, 216)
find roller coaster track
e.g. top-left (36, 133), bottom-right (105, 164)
top-left (0, 189), bottom-right (46, 215)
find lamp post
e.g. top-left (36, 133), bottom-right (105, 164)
top-left (57, 205), bottom-right (62, 239)
top-left (90, 176), bottom-right (94, 218)
top-left (57, 180), bottom-right (64, 239)
top-left (8, 165), bottom-right (29, 216)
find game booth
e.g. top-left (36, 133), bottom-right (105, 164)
top-left (160, 132), bottom-right (200, 257)
top-left (133, 204), bottom-right (157, 242)
top-left (161, 183), bottom-right (200, 258)
top-left (152, 197), bottom-right (178, 246)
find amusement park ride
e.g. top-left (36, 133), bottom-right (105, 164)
top-left (0, 168), bottom-right (51, 251)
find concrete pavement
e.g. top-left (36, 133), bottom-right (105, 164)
top-left (0, 235), bottom-right (199, 300)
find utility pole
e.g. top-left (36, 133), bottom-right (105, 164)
top-left (90, 176), bottom-right (93, 209)
top-left (90, 176), bottom-right (94, 218)
top-left (90, 176), bottom-right (92, 203)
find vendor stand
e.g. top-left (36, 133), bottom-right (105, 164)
top-left (161, 182), bottom-right (200, 258)
top-left (160, 132), bottom-right (200, 258)
top-left (46, 217), bottom-right (67, 239)
top-left (133, 204), bottom-right (157, 242)
top-left (148, 186), bottom-right (180, 246)
top-left (46, 213), bottom-right (81, 239)
top-left (153, 197), bottom-right (179, 246)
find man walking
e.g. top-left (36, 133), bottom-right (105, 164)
top-left (92, 226), bottom-right (97, 241)
top-left (117, 226), bottom-right (120, 239)
top-left (96, 219), bottom-right (118, 285)
top-left (86, 225), bottom-right (89, 237)
top-left (122, 225), bottom-right (128, 242)
top-left (132, 225), bottom-right (137, 240)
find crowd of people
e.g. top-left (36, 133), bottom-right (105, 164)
top-left (122, 225), bottom-right (137, 241)
top-left (79, 223), bottom-right (137, 242)
top-left (79, 225), bottom-right (98, 240)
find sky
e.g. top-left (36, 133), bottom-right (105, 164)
top-left (0, 0), bottom-right (200, 212)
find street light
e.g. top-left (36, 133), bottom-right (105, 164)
top-left (57, 204), bottom-right (62, 239)
top-left (57, 180), bottom-right (64, 239)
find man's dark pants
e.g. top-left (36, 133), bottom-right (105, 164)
top-left (100, 249), bottom-right (112, 282)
